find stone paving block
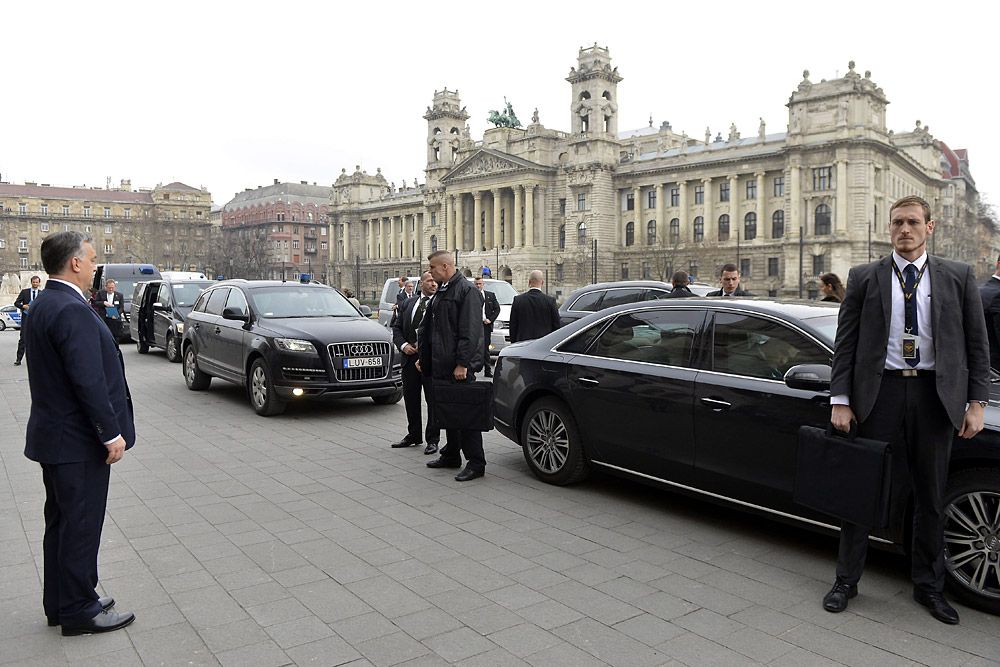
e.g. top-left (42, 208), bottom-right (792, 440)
top-left (264, 614), bottom-right (335, 649)
top-left (129, 621), bottom-right (220, 666)
top-left (506, 566), bottom-right (570, 590)
top-left (767, 646), bottom-right (849, 667)
top-left (484, 583), bottom-right (549, 611)
top-left (631, 591), bottom-right (699, 622)
top-left (612, 612), bottom-right (687, 646)
top-left (271, 564), bottom-right (331, 588)
top-left (455, 647), bottom-right (531, 666)
top-left (673, 607), bottom-right (746, 641)
top-left (65, 647), bottom-right (143, 666)
top-left (521, 641), bottom-right (610, 667)
top-left (330, 611), bottom-right (399, 645)
top-left (657, 630), bottom-right (763, 667)
top-left (649, 573), bottom-right (755, 616)
top-left (778, 622), bottom-right (916, 667)
top-left (214, 565), bottom-right (275, 591)
top-left (553, 617), bottom-right (668, 667)
top-left (199, 618), bottom-right (273, 653)
top-left (729, 604), bottom-right (804, 635)
top-left (719, 626), bottom-right (797, 663)
top-left (426, 587), bottom-right (492, 616)
top-left (836, 615), bottom-right (982, 665)
top-left (488, 623), bottom-right (563, 658)
top-left (172, 584), bottom-right (249, 629)
top-left (541, 580), bottom-right (641, 625)
top-left (514, 598), bottom-right (584, 631)
top-left (345, 574), bottom-right (434, 619)
top-left (289, 578), bottom-right (374, 623)
top-left (393, 606), bottom-right (464, 641)
top-left (423, 627), bottom-right (497, 662)
top-left (458, 602), bottom-right (525, 635)
top-left (216, 639), bottom-right (290, 667)
top-left (229, 580), bottom-right (290, 607)
top-left (355, 631), bottom-right (430, 666)
top-left (430, 556), bottom-right (515, 594)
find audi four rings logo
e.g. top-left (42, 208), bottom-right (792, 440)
top-left (349, 343), bottom-right (375, 356)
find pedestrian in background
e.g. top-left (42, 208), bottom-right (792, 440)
top-left (824, 196), bottom-right (988, 625)
top-left (819, 272), bottom-right (845, 303)
top-left (475, 276), bottom-right (501, 377)
top-left (93, 279), bottom-right (124, 341)
top-left (664, 271), bottom-right (694, 298)
top-left (419, 251), bottom-right (486, 481)
top-left (390, 271), bottom-right (440, 455)
top-left (707, 263), bottom-right (752, 297)
top-left (978, 255), bottom-right (1000, 370)
top-left (24, 231), bottom-right (136, 635)
top-left (13, 274), bottom-right (41, 365)
top-left (509, 270), bottom-right (560, 343)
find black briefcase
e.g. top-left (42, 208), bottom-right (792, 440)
top-left (794, 424), bottom-right (892, 528)
top-left (431, 379), bottom-right (494, 432)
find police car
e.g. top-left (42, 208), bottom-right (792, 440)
top-left (0, 304), bottom-right (21, 331)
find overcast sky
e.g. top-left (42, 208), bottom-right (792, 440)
top-left (3, 1), bottom-right (996, 217)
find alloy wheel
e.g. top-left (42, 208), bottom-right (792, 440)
top-left (944, 489), bottom-right (1000, 602)
top-left (251, 365), bottom-right (268, 408)
top-left (525, 410), bottom-right (570, 473)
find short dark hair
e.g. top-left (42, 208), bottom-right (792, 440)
top-left (41, 231), bottom-right (91, 275)
top-left (30, 275), bottom-right (41, 281)
top-left (427, 250), bottom-right (451, 263)
top-left (671, 271), bottom-right (689, 286)
top-left (720, 263), bottom-right (738, 276)
top-left (890, 195), bottom-right (932, 222)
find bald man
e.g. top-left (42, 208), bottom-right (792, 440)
top-left (509, 270), bottom-right (561, 343)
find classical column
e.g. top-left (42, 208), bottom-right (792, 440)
top-left (525, 184), bottom-right (535, 247)
top-left (389, 215), bottom-right (399, 259)
top-left (701, 177), bottom-right (713, 241)
top-left (492, 188), bottom-right (501, 249)
top-left (789, 166), bottom-right (801, 239)
top-left (678, 181), bottom-right (688, 242)
top-left (513, 185), bottom-right (523, 248)
top-left (655, 183), bottom-right (665, 246)
top-left (444, 195), bottom-right (453, 251)
top-left (342, 220), bottom-right (351, 261)
top-left (473, 192), bottom-right (483, 251)
top-left (632, 185), bottom-right (642, 244)
top-left (455, 194), bottom-right (465, 252)
top-left (836, 160), bottom-right (848, 233)
top-left (367, 219), bottom-right (375, 259)
top-left (418, 211), bottom-right (427, 258)
top-left (755, 172), bottom-right (766, 237)
top-left (536, 185), bottom-right (545, 245)
top-left (402, 214), bottom-right (411, 258)
top-left (729, 175), bottom-right (739, 240)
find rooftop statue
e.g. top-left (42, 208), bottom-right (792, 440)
top-left (487, 98), bottom-right (522, 128)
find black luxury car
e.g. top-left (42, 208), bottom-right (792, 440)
top-left (131, 278), bottom-right (214, 362)
top-left (557, 280), bottom-right (714, 327)
top-left (181, 280), bottom-right (402, 415)
top-left (492, 298), bottom-right (1000, 613)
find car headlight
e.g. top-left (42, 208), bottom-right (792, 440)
top-left (274, 338), bottom-right (317, 353)
top-left (175, 322), bottom-right (185, 334)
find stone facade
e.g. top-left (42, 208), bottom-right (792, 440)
top-left (0, 180), bottom-right (213, 273)
top-left (327, 45), bottom-right (989, 302)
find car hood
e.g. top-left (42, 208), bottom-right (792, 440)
top-left (253, 316), bottom-right (392, 343)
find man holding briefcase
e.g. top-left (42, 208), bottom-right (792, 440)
top-left (826, 196), bottom-right (989, 624)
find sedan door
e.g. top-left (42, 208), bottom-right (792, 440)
top-left (566, 308), bottom-right (706, 481)
top-left (692, 311), bottom-right (832, 512)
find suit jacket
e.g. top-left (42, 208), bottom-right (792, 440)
top-left (482, 289), bottom-right (501, 332)
top-left (980, 276), bottom-right (1000, 370)
top-left (509, 288), bottom-right (561, 343)
top-left (24, 281), bottom-right (136, 464)
top-left (417, 271), bottom-right (483, 378)
top-left (14, 286), bottom-right (40, 316)
top-left (391, 294), bottom-right (428, 367)
top-left (93, 289), bottom-right (124, 319)
top-left (706, 286), bottom-right (752, 297)
top-left (831, 254), bottom-right (989, 430)
top-left (664, 286), bottom-right (694, 298)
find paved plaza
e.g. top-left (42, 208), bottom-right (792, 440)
top-left (0, 330), bottom-right (997, 666)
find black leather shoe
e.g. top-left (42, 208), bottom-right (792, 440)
top-left (13, 360), bottom-right (21, 366)
top-left (48, 597), bottom-right (115, 626)
top-left (913, 589), bottom-right (960, 625)
top-left (61, 609), bottom-right (135, 636)
top-left (426, 457), bottom-right (461, 469)
top-left (390, 438), bottom-right (419, 448)
top-left (424, 443), bottom-right (439, 455)
top-left (822, 580), bottom-right (857, 613)
top-left (455, 467), bottom-right (485, 482)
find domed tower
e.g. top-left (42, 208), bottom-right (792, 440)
top-left (567, 44), bottom-right (622, 137)
top-left (423, 88), bottom-right (470, 187)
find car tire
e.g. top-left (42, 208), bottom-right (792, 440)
top-left (372, 389), bottom-right (403, 405)
top-left (249, 358), bottom-right (286, 416)
top-left (0, 320), bottom-right (5, 331)
top-left (136, 336), bottom-right (149, 354)
top-left (165, 333), bottom-right (180, 363)
top-left (942, 468), bottom-right (1000, 614)
top-left (520, 396), bottom-right (589, 485)
top-left (183, 345), bottom-right (211, 391)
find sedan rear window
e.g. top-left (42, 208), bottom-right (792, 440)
top-left (569, 290), bottom-right (604, 312)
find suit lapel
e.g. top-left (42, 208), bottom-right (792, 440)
top-left (930, 255), bottom-right (943, 353)
top-left (877, 256), bottom-right (892, 330)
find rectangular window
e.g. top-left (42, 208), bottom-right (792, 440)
top-left (813, 167), bottom-right (832, 191)
top-left (124, 208), bottom-right (131, 219)
top-left (292, 240), bottom-right (300, 249)
top-left (321, 226), bottom-right (327, 235)
top-left (0, 239), bottom-right (5, 248)
top-left (625, 193), bottom-right (634, 211)
top-left (694, 185), bottom-right (704, 205)
top-left (19, 203), bottom-right (27, 215)
top-left (559, 198), bottom-right (567, 215)
top-left (719, 182), bottom-right (730, 202)
top-left (621, 262), bottom-right (629, 279)
top-left (430, 212), bottom-right (437, 226)
top-left (688, 260), bottom-right (699, 278)
top-left (576, 193), bottom-right (586, 212)
top-left (104, 207), bottom-right (111, 218)
top-left (105, 224), bottom-right (112, 234)
top-left (647, 190), bottom-right (656, 209)
top-left (767, 257), bottom-right (779, 277)
top-left (321, 241), bottom-right (328, 250)
top-left (20, 257), bottom-right (28, 268)
top-left (641, 261), bottom-right (651, 279)
top-left (746, 181), bottom-right (757, 200)
top-left (85, 225), bottom-right (91, 233)
top-left (813, 254), bottom-right (826, 275)
top-left (83, 206), bottom-right (91, 218)
top-left (105, 243), bottom-right (114, 254)
top-left (19, 239), bottom-right (28, 250)
top-left (774, 176), bottom-right (784, 197)
top-left (740, 259), bottom-right (751, 277)
top-left (41, 222), bottom-right (49, 232)
top-left (41, 204), bottom-right (49, 215)
top-left (670, 188), bottom-right (680, 206)
top-left (63, 205), bottom-right (70, 216)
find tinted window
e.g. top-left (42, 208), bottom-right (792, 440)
top-left (156, 283), bottom-right (171, 305)
top-left (224, 288), bottom-right (249, 317)
top-left (712, 312), bottom-right (830, 380)
top-left (599, 288), bottom-right (646, 309)
top-left (192, 290), bottom-right (211, 313)
top-left (644, 289), bottom-right (670, 301)
top-left (557, 321), bottom-right (607, 354)
top-left (251, 286), bottom-right (358, 318)
top-left (590, 310), bottom-right (703, 366)
top-left (204, 288), bottom-right (230, 316)
top-left (569, 290), bottom-right (605, 312)
top-left (171, 282), bottom-right (212, 307)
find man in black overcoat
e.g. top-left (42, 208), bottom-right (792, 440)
top-left (509, 270), bottom-right (560, 343)
top-left (390, 271), bottom-right (440, 455)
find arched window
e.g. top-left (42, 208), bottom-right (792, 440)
top-left (772, 210), bottom-right (785, 238)
top-left (430, 235), bottom-right (438, 252)
top-left (744, 212), bottom-right (757, 241)
top-left (815, 204), bottom-right (831, 235)
top-left (646, 220), bottom-right (656, 245)
top-left (558, 224), bottom-right (566, 249)
top-left (579, 91), bottom-right (591, 100)
top-left (450, 127), bottom-right (459, 134)
top-left (602, 91), bottom-right (612, 101)
top-left (669, 218), bottom-right (680, 243)
top-left (692, 217), bottom-right (703, 242)
top-left (625, 221), bottom-right (634, 246)
top-left (578, 222), bottom-right (587, 245)
top-left (718, 214), bottom-right (730, 242)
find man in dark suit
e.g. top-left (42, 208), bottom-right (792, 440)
top-left (390, 271), bottom-right (440, 455)
top-left (825, 196), bottom-right (988, 625)
top-left (979, 255), bottom-right (1000, 370)
top-left (706, 263), bottom-right (752, 296)
top-left (92, 279), bottom-right (125, 342)
top-left (664, 270), bottom-right (694, 298)
top-left (389, 276), bottom-right (413, 327)
top-left (24, 231), bottom-right (136, 636)
top-left (509, 270), bottom-right (560, 343)
top-left (475, 276), bottom-right (501, 376)
top-left (13, 274), bottom-right (42, 365)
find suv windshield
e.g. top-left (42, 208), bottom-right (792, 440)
top-left (171, 282), bottom-right (212, 308)
top-left (251, 286), bottom-right (359, 318)
top-left (484, 281), bottom-right (517, 305)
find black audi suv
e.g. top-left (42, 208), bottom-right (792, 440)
top-left (493, 298), bottom-right (1000, 614)
top-left (181, 280), bottom-right (402, 415)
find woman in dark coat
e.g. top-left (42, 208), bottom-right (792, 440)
top-left (819, 272), bottom-right (845, 303)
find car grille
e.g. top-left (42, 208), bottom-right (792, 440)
top-left (282, 366), bottom-right (328, 381)
top-left (328, 341), bottom-right (392, 382)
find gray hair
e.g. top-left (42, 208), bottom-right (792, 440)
top-left (41, 231), bottom-right (92, 275)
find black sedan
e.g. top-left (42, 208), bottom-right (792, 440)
top-left (181, 280), bottom-right (402, 415)
top-left (492, 298), bottom-right (1000, 614)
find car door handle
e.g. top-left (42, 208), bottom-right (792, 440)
top-left (575, 377), bottom-right (600, 386)
top-left (700, 397), bottom-right (732, 410)
top-left (214, 326), bottom-right (221, 335)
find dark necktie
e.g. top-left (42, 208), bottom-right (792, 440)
top-left (412, 297), bottom-right (428, 331)
top-left (903, 264), bottom-right (920, 367)
top-left (31, 289), bottom-right (37, 301)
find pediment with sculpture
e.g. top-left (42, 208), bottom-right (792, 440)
top-left (442, 149), bottom-right (554, 184)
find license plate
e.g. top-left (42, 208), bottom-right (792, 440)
top-left (344, 357), bottom-right (383, 369)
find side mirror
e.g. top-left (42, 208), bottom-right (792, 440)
top-left (784, 364), bottom-right (832, 391)
top-left (152, 301), bottom-right (169, 311)
top-left (222, 307), bottom-right (249, 322)
top-left (359, 305), bottom-right (372, 317)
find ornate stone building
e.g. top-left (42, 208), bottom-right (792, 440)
top-left (0, 180), bottom-right (213, 274)
top-left (322, 45), bottom-right (988, 300)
